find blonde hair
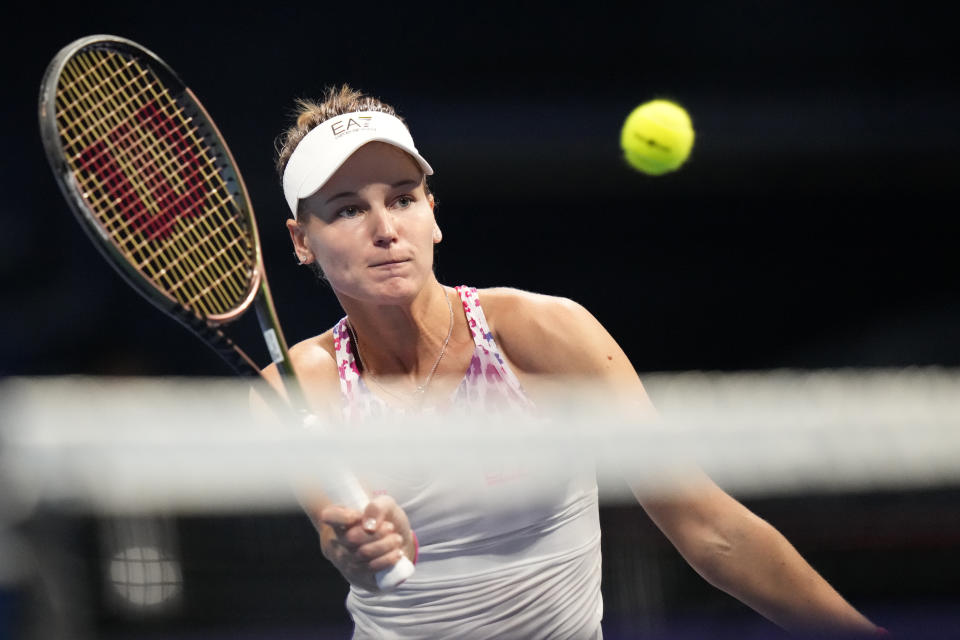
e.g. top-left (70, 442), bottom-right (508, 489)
top-left (274, 84), bottom-right (405, 179)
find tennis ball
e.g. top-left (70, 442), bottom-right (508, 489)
top-left (620, 99), bottom-right (694, 175)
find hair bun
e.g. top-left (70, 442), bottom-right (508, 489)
top-left (296, 110), bottom-right (317, 129)
top-left (275, 85), bottom-right (404, 178)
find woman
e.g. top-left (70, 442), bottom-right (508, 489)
top-left (263, 85), bottom-right (884, 638)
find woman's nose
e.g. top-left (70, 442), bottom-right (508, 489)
top-left (370, 207), bottom-right (398, 246)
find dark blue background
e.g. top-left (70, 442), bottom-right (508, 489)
top-left (2, 3), bottom-right (959, 638)
top-left (3, 2), bottom-right (958, 376)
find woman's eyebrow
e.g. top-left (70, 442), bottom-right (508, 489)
top-left (324, 190), bottom-right (357, 206)
top-left (323, 179), bottom-right (421, 206)
top-left (389, 179), bottom-right (420, 191)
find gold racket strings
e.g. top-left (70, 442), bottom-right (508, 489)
top-left (62, 51), bottom-right (251, 315)
top-left (61, 52), bottom-right (247, 303)
top-left (54, 47), bottom-right (256, 318)
top-left (57, 53), bottom-right (241, 312)
top-left (58, 53), bottom-right (248, 317)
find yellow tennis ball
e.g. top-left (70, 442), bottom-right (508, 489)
top-left (620, 99), bottom-right (695, 175)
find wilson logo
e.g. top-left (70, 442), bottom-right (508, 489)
top-left (77, 101), bottom-right (207, 241)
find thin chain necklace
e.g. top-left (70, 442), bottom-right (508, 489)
top-left (349, 285), bottom-right (455, 407)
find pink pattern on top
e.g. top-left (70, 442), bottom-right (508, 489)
top-left (333, 286), bottom-right (533, 422)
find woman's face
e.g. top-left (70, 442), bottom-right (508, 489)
top-left (288, 142), bottom-right (439, 304)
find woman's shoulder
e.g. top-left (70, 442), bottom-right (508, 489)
top-left (472, 287), bottom-right (608, 375)
top-left (288, 327), bottom-right (339, 368)
top-left (469, 286), bottom-right (647, 404)
top-left (259, 326), bottom-right (343, 410)
top-left (474, 286), bottom-right (584, 323)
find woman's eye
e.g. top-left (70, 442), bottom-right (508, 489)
top-left (338, 206), bottom-right (361, 219)
top-left (395, 196), bottom-right (413, 208)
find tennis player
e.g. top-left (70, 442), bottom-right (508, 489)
top-left (261, 85), bottom-right (885, 638)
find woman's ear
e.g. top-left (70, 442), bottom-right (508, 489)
top-left (428, 194), bottom-right (441, 243)
top-left (286, 218), bottom-right (314, 265)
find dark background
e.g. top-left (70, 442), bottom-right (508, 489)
top-left (2, 2), bottom-right (959, 638)
top-left (4, 2), bottom-right (959, 376)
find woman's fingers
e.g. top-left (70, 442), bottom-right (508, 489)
top-left (357, 531), bottom-right (406, 571)
top-left (319, 494), bottom-right (413, 588)
top-left (362, 494), bottom-right (403, 533)
top-left (368, 546), bottom-right (408, 573)
top-left (342, 519), bottom-right (393, 547)
top-left (320, 505), bottom-right (361, 532)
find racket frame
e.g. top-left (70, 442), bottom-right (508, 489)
top-left (38, 34), bottom-right (297, 387)
top-left (39, 33), bottom-right (412, 588)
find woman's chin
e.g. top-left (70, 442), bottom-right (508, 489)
top-left (351, 277), bottom-right (431, 306)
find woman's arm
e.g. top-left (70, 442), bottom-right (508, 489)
top-left (251, 333), bottom-right (343, 419)
top-left (639, 474), bottom-right (879, 634)
top-left (251, 337), bottom-right (416, 591)
top-left (484, 288), bottom-right (882, 634)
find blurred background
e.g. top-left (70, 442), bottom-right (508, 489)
top-left (2, 1), bottom-right (958, 638)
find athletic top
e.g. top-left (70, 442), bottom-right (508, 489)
top-left (332, 286), bottom-right (603, 640)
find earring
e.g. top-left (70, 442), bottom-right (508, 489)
top-left (295, 252), bottom-right (306, 265)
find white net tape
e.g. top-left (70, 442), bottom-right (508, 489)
top-left (1, 369), bottom-right (958, 515)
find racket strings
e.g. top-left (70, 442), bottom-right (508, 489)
top-left (59, 52), bottom-right (248, 315)
top-left (55, 48), bottom-right (255, 317)
top-left (60, 54), bottom-right (237, 258)
top-left (63, 52), bottom-right (250, 314)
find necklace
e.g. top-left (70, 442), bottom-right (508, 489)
top-left (349, 285), bottom-right (455, 406)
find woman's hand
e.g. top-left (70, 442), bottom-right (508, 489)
top-left (319, 494), bottom-right (415, 591)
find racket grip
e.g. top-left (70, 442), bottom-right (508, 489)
top-left (321, 470), bottom-right (415, 591)
top-left (377, 555), bottom-right (416, 590)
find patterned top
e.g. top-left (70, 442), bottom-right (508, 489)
top-left (331, 286), bottom-right (603, 640)
top-left (332, 285), bottom-right (534, 420)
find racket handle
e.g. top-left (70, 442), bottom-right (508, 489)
top-left (322, 471), bottom-right (415, 591)
top-left (377, 554), bottom-right (416, 590)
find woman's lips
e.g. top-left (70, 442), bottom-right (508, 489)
top-left (370, 258), bottom-right (411, 268)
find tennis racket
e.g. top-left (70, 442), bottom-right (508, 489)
top-left (38, 34), bottom-right (414, 590)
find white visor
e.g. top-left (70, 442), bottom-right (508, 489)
top-left (282, 110), bottom-right (433, 219)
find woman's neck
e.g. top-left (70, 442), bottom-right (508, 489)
top-left (339, 280), bottom-right (455, 379)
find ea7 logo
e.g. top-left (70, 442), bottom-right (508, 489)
top-left (330, 116), bottom-right (373, 137)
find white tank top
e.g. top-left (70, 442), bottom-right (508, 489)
top-left (333, 286), bottom-right (603, 639)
